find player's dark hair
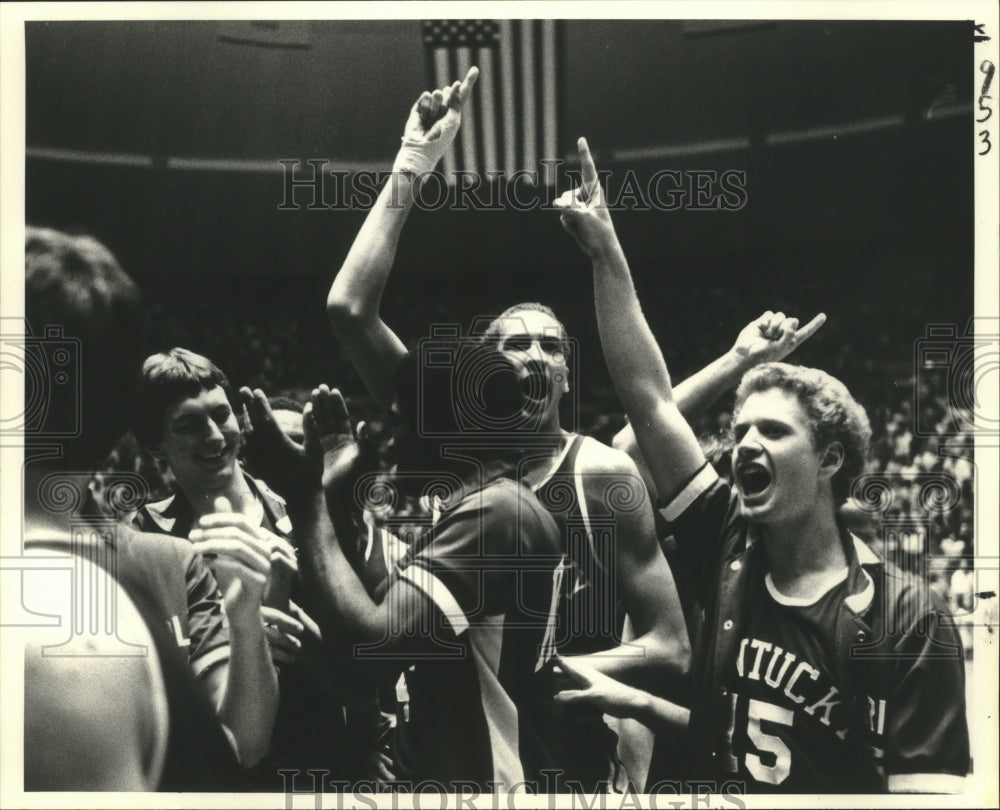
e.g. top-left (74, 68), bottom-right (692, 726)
top-left (24, 227), bottom-right (145, 469)
top-left (134, 348), bottom-right (231, 447)
top-left (733, 362), bottom-right (872, 505)
top-left (391, 343), bottom-right (530, 478)
top-left (480, 302), bottom-right (572, 361)
top-left (699, 432), bottom-right (734, 482)
top-left (267, 395), bottom-right (303, 414)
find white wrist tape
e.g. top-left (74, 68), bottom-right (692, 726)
top-left (392, 138), bottom-right (443, 176)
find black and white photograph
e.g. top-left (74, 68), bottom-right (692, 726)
top-left (1, 3), bottom-right (997, 807)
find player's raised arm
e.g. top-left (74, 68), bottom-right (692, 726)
top-left (614, 311), bottom-right (827, 498)
top-left (240, 383), bottom-right (451, 682)
top-left (554, 138), bottom-right (703, 500)
top-left (326, 67), bottom-right (479, 408)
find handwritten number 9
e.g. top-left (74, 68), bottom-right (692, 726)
top-left (979, 61), bottom-right (995, 155)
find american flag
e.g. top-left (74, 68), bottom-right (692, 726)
top-left (423, 20), bottom-right (560, 185)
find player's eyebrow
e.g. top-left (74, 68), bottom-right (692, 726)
top-left (170, 412), bottom-right (202, 428)
top-left (733, 416), bottom-right (793, 432)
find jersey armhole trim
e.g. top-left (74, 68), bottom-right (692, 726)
top-left (190, 645), bottom-right (230, 678)
top-left (659, 463), bottom-right (719, 523)
top-left (398, 565), bottom-right (470, 636)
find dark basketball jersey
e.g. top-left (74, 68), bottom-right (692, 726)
top-left (531, 434), bottom-right (630, 792)
top-left (721, 571), bottom-right (883, 793)
top-left (134, 471), bottom-right (356, 787)
top-left (384, 476), bottom-right (566, 791)
top-left (532, 434), bottom-right (625, 656)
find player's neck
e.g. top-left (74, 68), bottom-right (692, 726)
top-left (182, 467), bottom-right (254, 520)
top-left (536, 409), bottom-right (564, 435)
top-left (761, 504), bottom-right (847, 599)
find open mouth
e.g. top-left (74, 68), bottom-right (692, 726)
top-left (521, 371), bottom-right (550, 405)
top-left (737, 461), bottom-right (772, 498)
top-left (197, 448), bottom-right (229, 465)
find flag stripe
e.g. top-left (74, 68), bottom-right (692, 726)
top-left (455, 47), bottom-right (478, 177)
top-left (519, 22), bottom-right (537, 174)
top-left (499, 20), bottom-right (517, 177)
top-left (541, 20), bottom-right (558, 186)
top-left (433, 46), bottom-right (457, 178)
top-left (478, 47), bottom-right (499, 176)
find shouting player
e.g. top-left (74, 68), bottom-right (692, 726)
top-left (325, 67), bottom-right (691, 790)
top-left (551, 137), bottom-right (970, 794)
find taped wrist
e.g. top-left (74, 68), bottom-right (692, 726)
top-left (392, 138), bottom-right (443, 176)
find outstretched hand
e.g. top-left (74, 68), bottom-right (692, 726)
top-left (394, 66), bottom-right (479, 175)
top-left (240, 386), bottom-right (321, 502)
top-left (553, 137), bottom-right (618, 258)
top-left (731, 311), bottom-right (827, 366)
top-left (307, 385), bottom-right (378, 503)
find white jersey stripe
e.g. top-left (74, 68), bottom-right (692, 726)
top-left (398, 566), bottom-right (470, 636)
top-left (190, 645), bottom-right (229, 678)
top-left (468, 615), bottom-right (525, 789)
top-left (661, 464), bottom-right (719, 523)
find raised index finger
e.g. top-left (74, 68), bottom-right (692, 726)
top-left (577, 137), bottom-right (599, 192)
top-left (450, 65), bottom-right (480, 110)
top-left (794, 313), bottom-right (827, 345)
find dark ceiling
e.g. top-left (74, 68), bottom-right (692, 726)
top-left (26, 19), bottom-right (971, 163)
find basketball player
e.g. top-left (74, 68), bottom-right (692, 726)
top-left (239, 347), bottom-right (568, 791)
top-left (552, 137), bottom-right (970, 793)
top-left (132, 347), bottom-right (363, 786)
top-left (24, 558), bottom-right (169, 791)
top-left (22, 227), bottom-right (275, 787)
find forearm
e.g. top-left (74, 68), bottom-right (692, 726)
top-left (328, 173), bottom-right (417, 318)
top-left (218, 609), bottom-right (279, 767)
top-left (591, 240), bottom-right (675, 420)
top-left (674, 349), bottom-right (753, 422)
top-left (327, 174), bottom-right (414, 407)
top-left (635, 692), bottom-right (691, 736)
top-left (576, 630), bottom-right (689, 698)
top-left (290, 491), bottom-right (385, 647)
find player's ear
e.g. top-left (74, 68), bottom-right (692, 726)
top-left (818, 442), bottom-right (844, 479)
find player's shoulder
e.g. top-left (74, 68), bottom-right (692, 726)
top-left (470, 475), bottom-right (559, 531)
top-left (115, 522), bottom-right (205, 580)
top-left (475, 474), bottom-right (543, 510)
top-left (575, 434), bottom-right (643, 477)
top-left (861, 542), bottom-right (950, 629)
